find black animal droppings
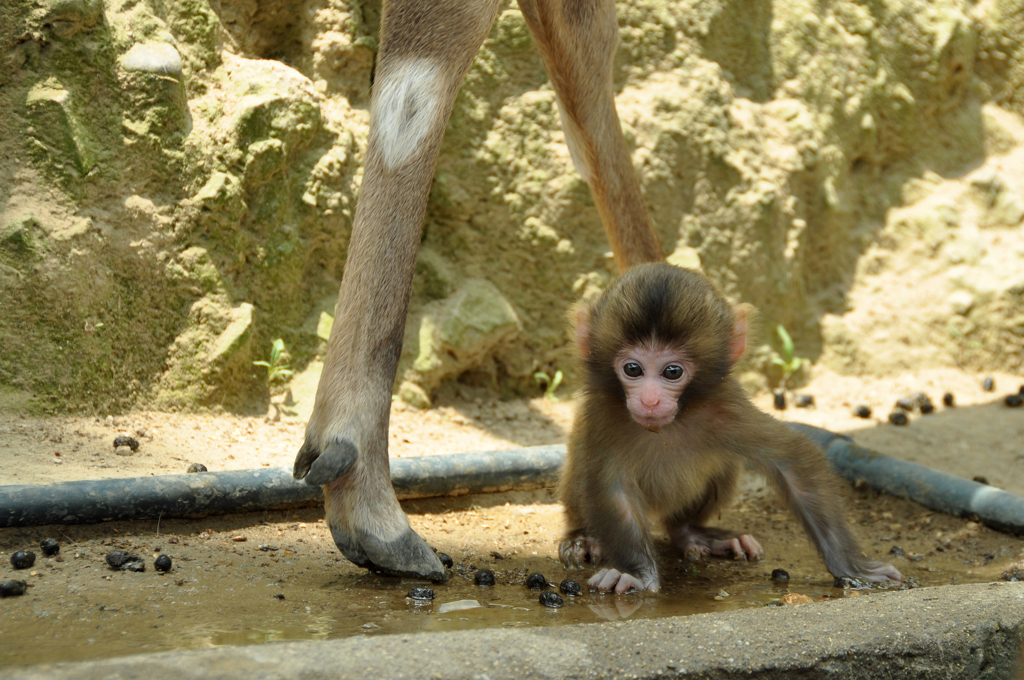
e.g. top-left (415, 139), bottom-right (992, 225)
top-left (525, 572), bottom-right (548, 589)
top-left (853, 405), bottom-right (872, 419)
top-left (772, 389), bottom-right (786, 410)
top-left (437, 552), bottom-right (454, 569)
top-left (273, 593), bottom-right (285, 600)
top-left (1019, 385), bottom-right (1024, 396)
top-left (973, 476), bottom-right (990, 485)
top-left (1005, 394), bottom-right (1023, 407)
top-left (154, 555), bottom-right (172, 572)
top-left (113, 435), bottom-right (140, 452)
top-left (40, 539), bottom-right (60, 557)
top-left (895, 397), bottom-right (916, 412)
top-left (559, 579), bottom-right (582, 596)
top-left (407, 587), bottom-right (435, 601)
top-left (474, 569), bottom-right (495, 586)
top-left (919, 398), bottom-right (935, 414)
top-left (890, 546), bottom-right (905, 557)
top-left (888, 411), bottom-right (908, 426)
top-left (11, 550), bottom-right (35, 570)
top-left (795, 394), bottom-right (815, 408)
top-left (983, 376), bottom-right (995, 391)
top-left (770, 569), bottom-right (789, 581)
top-left (539, 591), bottom-right (564, 608)
top-left (764, 601), bottom-right (785, 607)
top-left (0, 580), bottom-right (27, 597)
top-left (186, 463), bottom-right (208, 473)
top-left (943, 392), bottom-right (955, 407)
top-left (106, 550), bottom-right (143, 570)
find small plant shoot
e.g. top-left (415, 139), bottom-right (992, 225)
top-left (533, 370), bottom-right (563, 401)
top-left (771, 325), bottom-right (807, 389)
top-left (253, 338), bottom-right (294, 388)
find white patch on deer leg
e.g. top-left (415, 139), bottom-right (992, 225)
top-left (371, 58), bottom-right (443, 171)
top-left (554, 95), bottom-right (593, 183)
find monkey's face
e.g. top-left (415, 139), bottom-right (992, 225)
top-left (614, 343), bottom-right (692, 432)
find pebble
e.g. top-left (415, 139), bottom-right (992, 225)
top-left (186, 463), bottom-right (208, 473)
top-left (40, 539), bottom-right (60, 557)
top-left (1005, 394), bottom-right (1023, 407)
top-left (853, 405), bottom-right (872, 418)
top-left (895, 397), bottom-right (916, 412)
top-left (983, 376), bottom-right (995, 391)
top-left (124, 560), bottom-right (146, 572)
top-left (539, 591), bottom-right (564, 608)
top-left (794, 394), bottom-right (815, 408)
top-left (524, 572), bottom-right (548, 590)
top-left (888, 411), bottom-right (908, 426)
top-left (770, 569), bottom-right (789, 581)
top-left (772, 389), bottom-right (786, 410)
top-left (943, 393), bottom-right (955, 407)
top-left (0, 580), bottom-right (27, 597)
top-left (474, 569), bottom-right (495, 586)
top-left (407, 587), bottom-right (435, 601)
top-left (154, 555), bottom-right (172, 572)
top-left (105, 550), bottom-right (143, 570)
top-left (559, 579), bottom-right (582, 596)
top-left (436, 552), bottom-right (454, 569)
top-left (973, 476), bottom-right (990, 485)
top-left (1003, 562), bottom-right (1024, 582)
top-left (890, 545), bottom-right (905, 557)
top-left (781, 593), bottom-right (813, 606)
top-left (834, 576), bottom-right (868, 589)
top-left (113, 435), bottom-right (140, 452)
top-left (11, 550), bottom-right (35, 570)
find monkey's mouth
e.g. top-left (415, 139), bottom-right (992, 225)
top-left (634, 414), bottom-right (674, 432)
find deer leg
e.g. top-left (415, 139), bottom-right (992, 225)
top-left (293, 0), bottom-right (502, 581)
top-left (518, 0), bottom-right (663, 270)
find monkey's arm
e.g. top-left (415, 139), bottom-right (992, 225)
top-left (727, 408), bottom-right (901, 583)
top-left (583, 480), bottom-right (661, 592)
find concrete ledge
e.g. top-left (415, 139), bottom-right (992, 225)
top-left (12, 582), bottom-right (1024, 679)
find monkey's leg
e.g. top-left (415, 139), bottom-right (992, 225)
top-left (292, 0), bottom-right (503, 581)
top-left (665, 468), bottom-right (764, 562)
top-left (518, 0), bottom-right (663, 270)
top-left (558, 529), bottom-right (603, 569)
top-left (740, 413), bottom-right (902, 583)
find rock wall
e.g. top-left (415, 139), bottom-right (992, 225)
top-left (1, 0), bottom-right (1022, 413)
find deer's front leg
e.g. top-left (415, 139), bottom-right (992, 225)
top-left (293, 0), bottom-right (502, 581)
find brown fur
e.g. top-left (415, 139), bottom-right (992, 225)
top-left (561, 264), bottom-right (900, 591)
top-left (294, 0), bottom-right (665, 580)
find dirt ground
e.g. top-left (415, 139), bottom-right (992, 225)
top-left (1, 367), bottom-right (1024, 667)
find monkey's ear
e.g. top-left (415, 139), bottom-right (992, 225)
top-left (729, 303), bottom-right (754, 364)
top-left (570, 304), bottom-right (593, 357)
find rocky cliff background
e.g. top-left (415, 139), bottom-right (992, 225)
top-left (2, 0), bottom-right (1023, 414)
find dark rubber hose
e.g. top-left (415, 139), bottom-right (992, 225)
top-left (2, 426), bottom-right (1023, 536)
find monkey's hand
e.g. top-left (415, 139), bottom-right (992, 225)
top-left (851, 560), bottom-right (902, 583)
top-left (559, 535), bottom-right (602, 569)
top-left (588, 568), bottom-right (658, 594)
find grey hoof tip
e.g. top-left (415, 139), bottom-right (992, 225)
top-left (304, 438), bottom-right (358, 486)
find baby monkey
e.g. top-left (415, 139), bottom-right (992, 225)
top-left (559, 263), bottom-right (902, 593)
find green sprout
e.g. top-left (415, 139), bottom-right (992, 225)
top-left (253, 338), bottom-right (294, 388)
top-left (771, 325), bottom-right (807, 389)
top-left (533, 370), bottom-right (563, 401)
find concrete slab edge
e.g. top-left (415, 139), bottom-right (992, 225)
top-left (11, 582), bottom-right (1024, 679)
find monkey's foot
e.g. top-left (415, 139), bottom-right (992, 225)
top-left (675, 527), bottom-right (764, 562)
top-left (588, 569), bottom-right (658, 594)
top-left (559, 535), bottom-right (602, 568)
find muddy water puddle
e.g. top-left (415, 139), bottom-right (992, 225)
top-left (2, 487), bottom-right (1022, 668)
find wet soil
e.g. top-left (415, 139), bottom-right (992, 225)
top-left (1, 368), bottom-right (1023, 668)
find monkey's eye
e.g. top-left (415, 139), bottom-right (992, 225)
top-left (663, 365), bottom-right (684, 380)
top-left (623, 362), bottom-right (643, 378)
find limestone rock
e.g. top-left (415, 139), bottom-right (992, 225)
top-left (409, 280), bottom-right (522, 394)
